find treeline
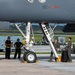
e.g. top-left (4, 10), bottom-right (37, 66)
top-left (9, 24), bottom-right (64, 31)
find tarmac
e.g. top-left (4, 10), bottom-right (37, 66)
top-left (0, 45), bottom-right (75, 75)
top-left (0, 54), bottom-right (75, 75)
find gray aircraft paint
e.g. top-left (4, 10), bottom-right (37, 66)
top-left (0, 0), bottom-right (75, 23)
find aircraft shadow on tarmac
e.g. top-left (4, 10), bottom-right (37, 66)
top-left (0, 55), bottom-right (75, 63)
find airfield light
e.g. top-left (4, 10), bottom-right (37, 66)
top-left (28, 0), bottom-right (34, 3)
top-left (39, 0), bottom-right (46, 3)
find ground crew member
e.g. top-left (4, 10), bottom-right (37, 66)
top-left (5, 36), bottom-right (12, 59)
top-left (13, 38), bottom-right (23, 59)
top-left (66, 37), bottom-right (72, 62)
top-left (50, 39), bottom-right (60, 62)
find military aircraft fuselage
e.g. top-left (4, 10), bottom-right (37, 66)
top-left (0, 0), bottom-right (75, 23)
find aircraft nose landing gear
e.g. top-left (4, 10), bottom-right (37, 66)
top-left (15, 22), bottom-right (37, 63)
top-left (23, 51), bottom-right (37, 63)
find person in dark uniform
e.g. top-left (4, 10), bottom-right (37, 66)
top-left (50, 39), bottom-right (60, 62)
top-left (5, 36), bottom-right (11, 59)
top-left (13, 38), bottom-right (23, 59)
top-left (67, 37), bottom-right (72, 62)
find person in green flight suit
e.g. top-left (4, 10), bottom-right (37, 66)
top-left (50, 39), bottom-right (60, 62)
top-left (67, 37), bottom-right (72, 62)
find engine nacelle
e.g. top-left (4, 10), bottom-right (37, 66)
top-left (63, 23), bottom-right (75, 32)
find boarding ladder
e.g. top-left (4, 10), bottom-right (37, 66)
top-left (40, 23), bottom-right (58, 58)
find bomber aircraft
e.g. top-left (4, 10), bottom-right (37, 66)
top-left (0, 0), bottom-right (75, 62)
